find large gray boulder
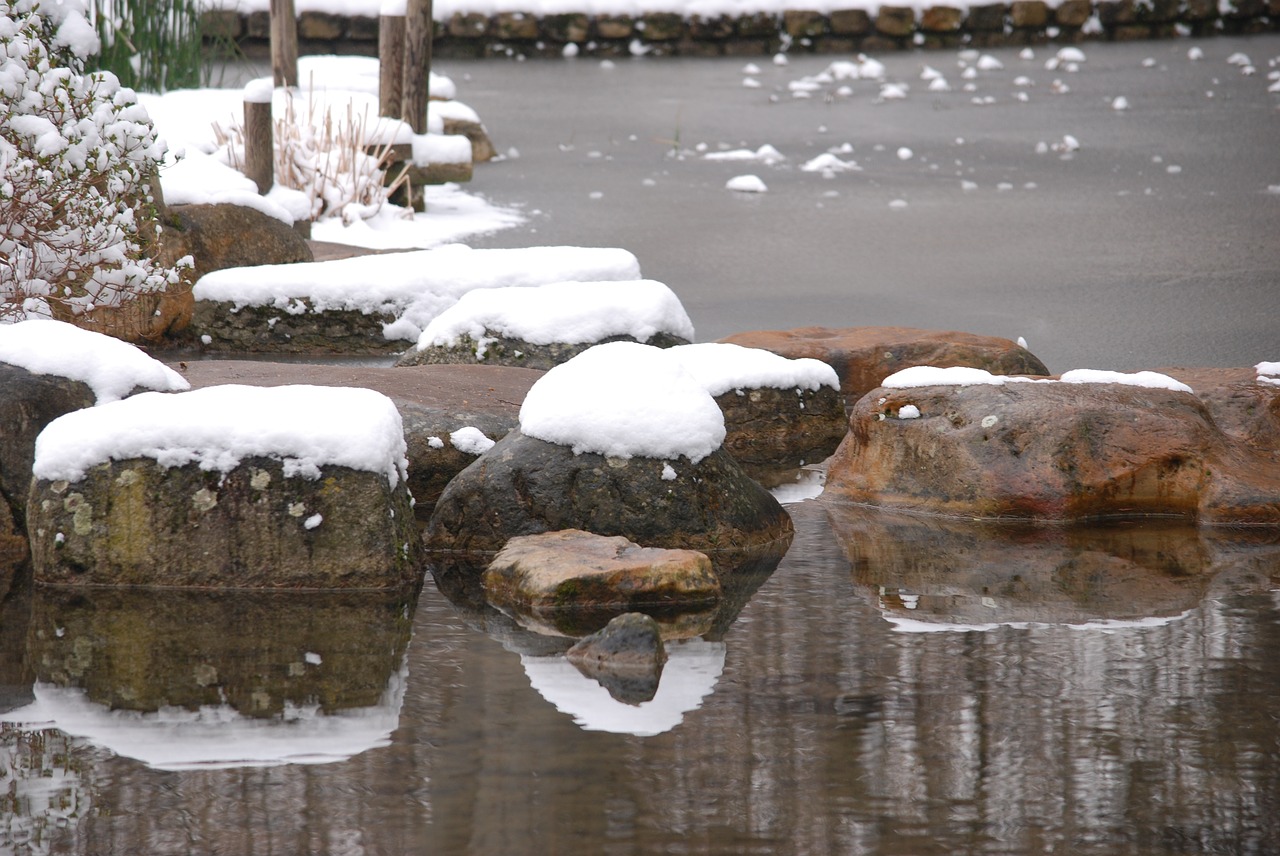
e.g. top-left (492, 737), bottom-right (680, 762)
top-left (427, 429), bottom-right (795, 557)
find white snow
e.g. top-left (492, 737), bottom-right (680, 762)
top-left (881, 365), bottom-right (1192, 393)
top-left (520, 638), bottom-right (724, 737)
top-left (1256, 361), bottom-right (1280, 386)
top-left (416, 280), bottom-right (695, 351)
top-left (32, 384), bottom-right (409, 487)
top-left (193, 245), bottom-right (642, 342)
top-left (0, 669), bottom-right (407, 770)
top-left (726, 174), bottom-right (768, 193)
top-left (0, 320), bottom-right (189, 404)
top-left (665, 342), bottom-right (838, 396)
top-left (704, 144), bottom-right (784, 164)
top-left (519, 341), bottom-right (726, 463)
top-left (769, 468), bottom-right (826, 504)
top-left (897, 404), bottom-right (921, 419)
top-left (449, 426), bottom-right (495, 455)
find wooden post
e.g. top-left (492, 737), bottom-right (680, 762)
top-left (378, 12), bottom-right (405, 119)
top-left (243, 88), bottom-right (274, 194)
top-left (270, 0), bottom-right (298, 88)
top-left (401, 0), bottom-right (432, 134)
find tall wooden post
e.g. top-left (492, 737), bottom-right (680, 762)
top-left (378, 10), bottom-right (406, 119)
top-left (401, 0), bottom-right (432, 134)
top-left (270, 0), bottom-right (298, 88)
top-left (243, 91), bottom-right (275, 194)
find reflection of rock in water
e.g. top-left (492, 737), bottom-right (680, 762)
top-left (3, 586), bottom-right (421, 769)
top-left (823, 505), bottom-right (1268, 628)
top-left (27, 586), bottom-right (418, 716)
top-left (0, 726), bottom-right (92, 849)
top-left (0, 566), bottom-right (34, 714)
top-left (522, 638), bottom-right (727, 737)
top-left (567, 613), bottom-right (667, 705)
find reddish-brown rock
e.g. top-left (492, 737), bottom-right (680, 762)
top-left (824, 379), bottom-right (1280, 524)
top-left (719, 326), bottom-right (1049, 404)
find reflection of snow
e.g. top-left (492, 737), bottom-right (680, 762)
top-left (522, 638), bottom-right (726, 736)
top-left (882, 609), bottom-right (1197, 634)
top-left (1, 729), bottom-right (88, 852)
top-left (770, 469), bottom-right (826, 504)
top-left (0, 663), bottom-right (407, 771)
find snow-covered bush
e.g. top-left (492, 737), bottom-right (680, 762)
top-left (0, 0), bottom-right (191, 331)
top-left (214, 93), bottom-right (410, 224)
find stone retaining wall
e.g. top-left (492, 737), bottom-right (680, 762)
top-left (203, 2), bottom-right (1279, 59)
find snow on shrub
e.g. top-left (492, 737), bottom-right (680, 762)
top-left (0, 0), bottom-right (191, 329)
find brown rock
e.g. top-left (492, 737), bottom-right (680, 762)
top-left (735, 12), bottom-right (779, 36)
top-left (966, 2), bottom-right (1009, 29)
top-left (824, 379), bottom-right (1280, 524)
top-left (298, 11), bottom-right (345, 40)
top-left (1158, 367), bottom-right (1280, 453)
top-left (1096, 0), bottom-right (1138, 25)
top-left (596, 14), bottom-right (634, 38)
top-left (493, 11), bottom-right (537, 39)
top-left (199, 10), bottom-right (243, 40)
top-left (484, 530), bottom-right (720, 614)
top-left (829, 8), bottom-right (873, 34)
top-left (441, 117), bottom-right (497, 163)
top-left (783, 10), bottom-right (829, 37)
top-left (1010, 0), bottom-right (1050, 27)
top-left (1054, 0), bottom-right (1096, 26)
top-left (448, 12), bottom-right (490, 37)
top-left (921, 6), bottom-right (964, 31)
top-left (713, 385), bottom-right (847, 469)
top-left (162, 203), bottom-right (313, 281)
top-left (541, 13), bottom-right (590, 41)
top-left (689, 14), bottom-right (735, 39)
top-left (639, 12), bottom-right (684, 40)
top-left (719, 326), bottom-right (1049, 404)
top-left (875, 5), bottom-right (917, 36)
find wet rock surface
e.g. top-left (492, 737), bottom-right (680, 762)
top-left (28, 456), bottom-right (420, 589)
top-left (427, 429), bottom-right (796, 556)
top-left (566, 612), bottom-right (668, 705)
top-left (483, 529), bottom-right (720, 613)
top-left (396, 331), bottom-right (690, 370)
top-left (824, 380), bottom-right (1280, 524)
top-left (0, 365), bottom-right (96, 527)
top-left (173, 360), bottom-right (541, 511)
top-left (719, 326), bottom-right (1050, 402)
top-left (162, 203), bottom-right (312, 279)
top-left (714, 384), bottom-right (847, 470)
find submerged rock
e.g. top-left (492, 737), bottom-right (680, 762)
top-left (427, 430), bottom-right (795, 556)
top-left (825, 374), bottom-right (1280, 524)
top-left (720, 326), bottom-right (1050, 403)
top-left (484, 529), bottom-right (720, 614)
top-left (566, 612), bottom-right (667, 705)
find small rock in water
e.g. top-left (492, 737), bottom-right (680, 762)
top-left (567, 612), bottom-right (667, 704)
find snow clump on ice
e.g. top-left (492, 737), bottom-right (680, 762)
top-left (726, 175), bottom-right (768, 193)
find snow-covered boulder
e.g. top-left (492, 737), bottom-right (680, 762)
top-left (26, 385), bottom-right (421, 588)
top-left (25, 584), bottom-right (415, 727)
top-left (426, 342), bottom-right (794, 558)
top-left (720, 326), bottom-right (1050, 403)
top-left (824, 368), bottom-right (1280, 524)
top-left (396, 280), bottom-right (694, 370)
top-left (666, 343), bottom-right (847, 469)
top-left (0, 321), bottom-right (189, 527)
top-left (190, 245), bottom-right (643, 354)
top-left (483, 530), bottom-right (721, 625)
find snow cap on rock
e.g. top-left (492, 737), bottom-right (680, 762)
top-left (33, 384), bottom-right (409, 487)
top-left (665, 343), bottom-right (839, 396)
top-left (0, 319), bottom-right (189, 404)
top-left (519, 341), bottom-right (726, 463)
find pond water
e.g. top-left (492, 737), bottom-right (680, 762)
top-left (2, 497), bottom-right (1277, 855)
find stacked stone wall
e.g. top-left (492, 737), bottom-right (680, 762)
top-left (202, 2), bottom-right (1280, 59)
